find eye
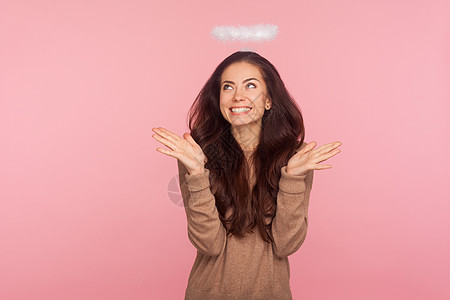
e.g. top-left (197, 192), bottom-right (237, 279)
top-left (223, 84), bottom-right (233, 90)
top-left (247, 82), bottom-right (256, 88)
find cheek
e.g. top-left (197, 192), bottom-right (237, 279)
top-left (251, 101), bottom-right (266, 116)
top-left (219, 94), bottom-right (230, 108)
top-left (250, 90), bottom-right (266, 102)
top-left (219, 98), bottom-right (228, 116)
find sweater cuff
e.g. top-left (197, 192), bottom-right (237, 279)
top-left (184, 168), bottom-right (211, 192)
top-left (279, 166), bottom-right (307, 194)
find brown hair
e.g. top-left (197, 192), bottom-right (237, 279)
top-left (186, 51), bottom-right (305, 243)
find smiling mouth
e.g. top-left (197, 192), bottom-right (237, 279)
top-left (229, 107), bottom-right (252, 116)
top-left (230, 107), bottom-right (252, 113)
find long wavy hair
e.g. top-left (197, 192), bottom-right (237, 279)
top-left (187, 51), bottom-right (305, 243)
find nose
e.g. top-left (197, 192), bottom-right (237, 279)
top-left (233, 87), bottom-right (246, 101)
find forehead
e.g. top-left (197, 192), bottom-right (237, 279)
top-left (221, 61), bottom-right (263, 81)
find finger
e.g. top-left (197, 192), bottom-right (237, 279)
top-left (316, 141), bottom-right (342, 153)
top-left (152, 128), bottom-right (184, 147)
top-left (314, 142), bottom-right (338, 152)
top-left (154, 127), bottom-right (183, 145)
top-left (315, 164), bottom-right (332, 170)
top-left (299, 141), bottom-right (317, 154)
top-left (159, 127), bottom-right (183, 141)
top-left (316, 148), bottom-right (341, 163)
top-left (152, 133), bottom-right (178, 151)
top-left (183, 132), bottom-right (199, 147)
top-left (156, 147), bottom-right (179, 159)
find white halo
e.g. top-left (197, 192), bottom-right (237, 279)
top-left (211, 24), bottom-right (279, 42)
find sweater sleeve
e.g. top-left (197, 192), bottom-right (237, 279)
top-left (177, 159), bottom-right (227, 257)
top-left (271, 146), bottom-right (314, 258)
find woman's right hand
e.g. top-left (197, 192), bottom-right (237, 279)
top-left (151, 127), bottom-right (207, 175)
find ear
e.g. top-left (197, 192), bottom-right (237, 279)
top-left (265, 97), bottom-right (272, 108)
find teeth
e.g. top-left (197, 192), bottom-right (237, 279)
top-left (231, 107), bottom-right (251, 113)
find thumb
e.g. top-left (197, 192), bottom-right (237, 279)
top-left (183, 132), bottom-right (197, 146)
top-left (300, 141), bottom-right (316, 154)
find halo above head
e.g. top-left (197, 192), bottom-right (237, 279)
top-left (211, 24), bottom-right (279, 43)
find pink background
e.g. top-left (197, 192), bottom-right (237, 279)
top-left (1, 0), bottom-right (449, 299)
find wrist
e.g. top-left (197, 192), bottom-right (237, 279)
top-left (286, 166), bottom-right (307, 176)
top-left (189, 167), bottom-right (205, 176)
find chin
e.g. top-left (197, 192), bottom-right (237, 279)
top-left (223, 111), bottom-right (262, 126)
top-left (231, 118), bottom-right (262, 127)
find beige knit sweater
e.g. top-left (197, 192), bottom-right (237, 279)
top-left (177, 143), bottom-right (314, 300)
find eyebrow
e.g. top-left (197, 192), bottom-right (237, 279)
top-left (221, 78), bottom-right (260, 85)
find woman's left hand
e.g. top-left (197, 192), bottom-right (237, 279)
top-left (286, 141), bottom-right (343, 176)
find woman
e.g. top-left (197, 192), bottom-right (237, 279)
top-left (152, 51), bottom-right (342, 299)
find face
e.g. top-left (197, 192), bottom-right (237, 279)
top-left (219, 61), bottom-right (271, 128)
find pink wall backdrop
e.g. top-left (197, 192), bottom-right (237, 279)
top-left (1, 0), bottom-right (449, 299)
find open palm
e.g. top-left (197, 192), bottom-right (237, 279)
top-left (151, 127), bottom-right (207, 175)
top-left (286, 141), bottom-right (343, 176)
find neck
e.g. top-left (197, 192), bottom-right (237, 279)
top-left (231, 119), bottom-right (261, 150)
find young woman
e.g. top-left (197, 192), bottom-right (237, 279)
top-left (152, 51), bottom-right (342, 299)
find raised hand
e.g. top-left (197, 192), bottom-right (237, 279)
top-left (286, 141), bottom-right (343, 176)
top-left (151, 127), bottom-right (207, 175)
